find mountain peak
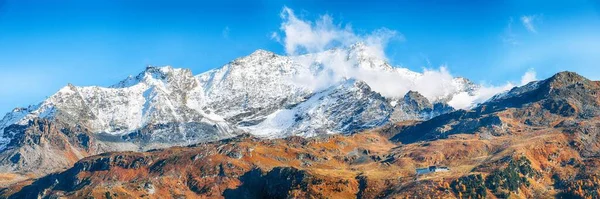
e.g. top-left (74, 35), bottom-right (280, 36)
top-left (110, 66), bottom-right (193, 88)
top-left (57, 83), bottom-right (78, 94)
top-left (546, 71), bottom-right (589, 88)
top-left (144, 65), bottom-right (183, 78)
top-left (349, 42), bottom-right (368, 50)
top-left (11, 107), bottom-right (27, 113)
top-left (347, 42), bottom-right (375, 56)
top-left (248, 49), bottom-right (277, 58)
top-left (403, 90), bottom-right (432, 109)
top-left (145, 65), bottom-right (173, 73)
top-left (227, 49), bottom-right (280, 68)
top-left (404, 90), bottom-right (427, 99)
top-left (338, 78), bottom-right (373, 93)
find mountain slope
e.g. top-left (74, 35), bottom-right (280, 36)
top-left (196, 50), bottom-right (313, 125)
top-left (5, 71), bottom-right (600, 198)
top-left (242, 79), bottom-right (393, 138)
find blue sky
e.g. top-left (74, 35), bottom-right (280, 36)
top-left (0, 0), bottom-right (599, 113)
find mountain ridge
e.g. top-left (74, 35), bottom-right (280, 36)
top-left (0, 45), bottom-right (477, 146)
top-left (0, 45), bottom-right (479, 179)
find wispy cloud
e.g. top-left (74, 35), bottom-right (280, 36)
top-left (502, 17), bottom-right (519, 46)
top-left (270, 32), bottom-right (281, 42)
top-left (521, 15), bottom-right (540, 33)
top-left (222, 26), bottom-right (230, 39)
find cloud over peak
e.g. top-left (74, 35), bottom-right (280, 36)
top-left (272, 7), bottom-right (538, 110)
top-left (274, 6), bottom-right (400, 58)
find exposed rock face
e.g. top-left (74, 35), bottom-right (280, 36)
top-left (222, 167), bottom-right (312, 199)
top-left (0, 118), bottom-right (134, 175)
top-left (390, 91), bottom-right (454, 122)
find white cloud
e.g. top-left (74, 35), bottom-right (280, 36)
top-left (447, 83), bottom-right (515, 110)
top-left (276, 6), bottom-right (399, 56)
top-left (274, 7), bottom-right (531, 110)
top-left (521, 15), bottom-right (540, 33)
top-left (520, 68), bottom-right (537, 85)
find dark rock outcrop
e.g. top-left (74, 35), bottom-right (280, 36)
top-left (390, 91), bottom-right (454, 122)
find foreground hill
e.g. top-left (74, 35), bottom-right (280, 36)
top-left (3, 71), bottom-right (600, 198)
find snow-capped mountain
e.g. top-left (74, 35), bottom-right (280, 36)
top-left (196, 49), bottom-right (313, 126)
top-left (0, 44), bottom-right (478, 155)
top-left (242, 79), bottom-right (393, 138)
top-left (0, 66), bottom-right (237, 151)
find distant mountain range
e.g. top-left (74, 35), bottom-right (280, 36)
top-left (0, 43), bottom-right (476, 176)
